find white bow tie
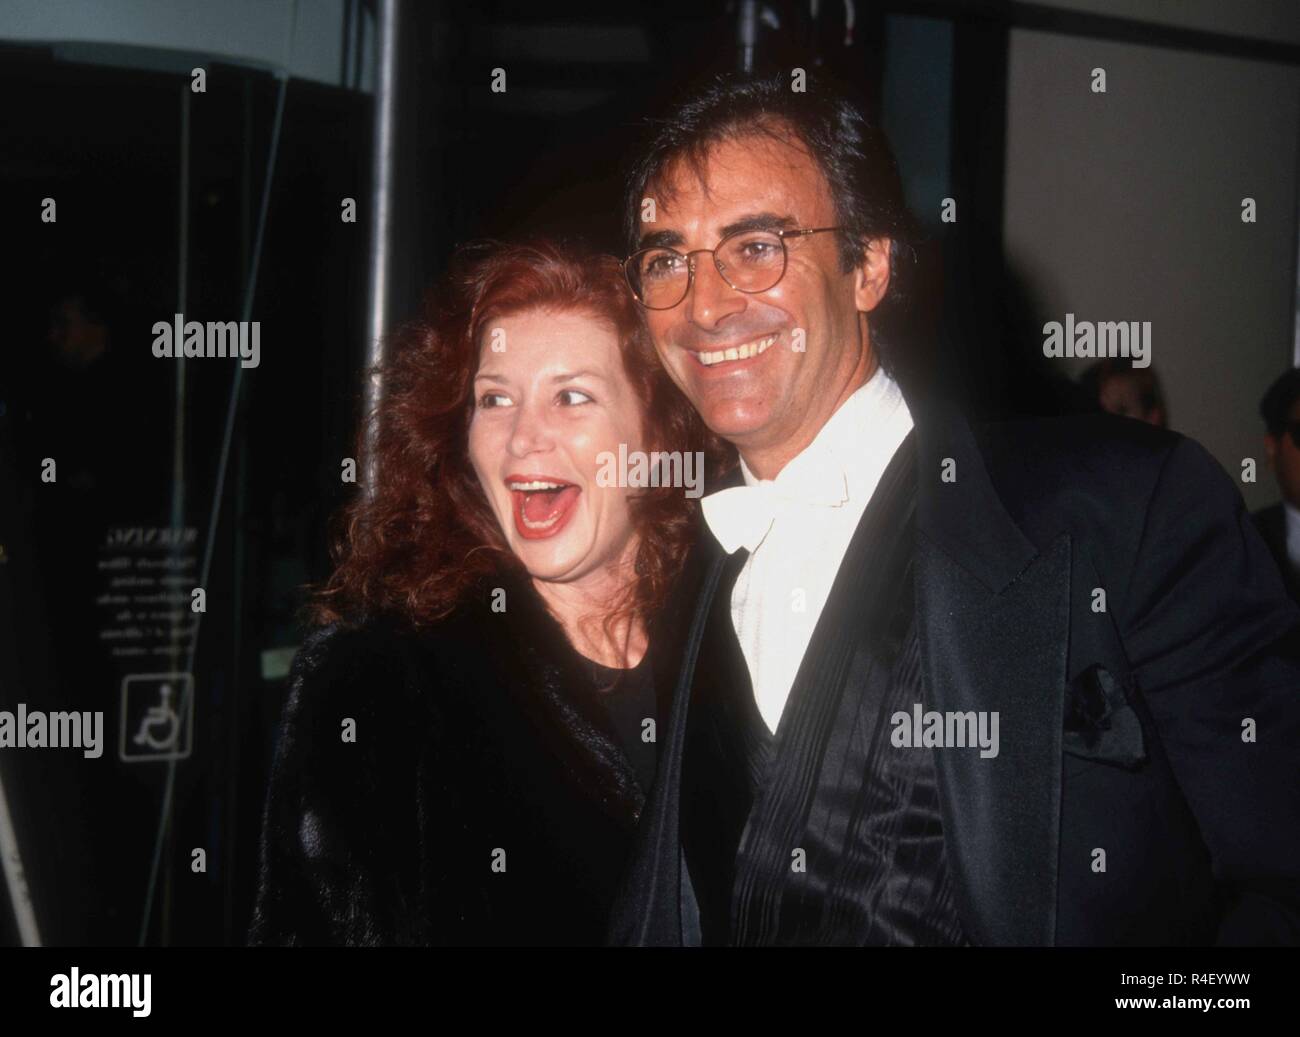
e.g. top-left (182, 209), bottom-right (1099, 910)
top-left (701, 468), bottom-right (850, 554)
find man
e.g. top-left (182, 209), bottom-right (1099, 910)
top-left (1254, 368), bottom-right (1300, 605)
top-left (1080, 358), bottom-right (1168, 428)
top-left (609, 72), bottom-right (1300, 946)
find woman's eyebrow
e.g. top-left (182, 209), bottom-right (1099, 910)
top-left (473, 371), bottom-right (508, 383)
top-left (551, 369), bottom-right (608, 383)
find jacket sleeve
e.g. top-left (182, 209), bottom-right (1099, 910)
top-left (247, 623), bottom-right (433, 946)
top-left (1116, 437), bottom-right (1300, 944)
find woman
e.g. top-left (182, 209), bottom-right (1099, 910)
top-left (248, 240), bottom-right (719, 945)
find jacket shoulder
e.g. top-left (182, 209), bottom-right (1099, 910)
top-left (976, 412), bottom-right (1180, 489)
top-left (1252, 501), bottom-right (1284, 533)
top-left (282, 619), bottom-right (436, 737)
top-left (249, 618), bottom-right (443, 946)
top-left (970, 413), bottom-right (1233, 543)
top-left (267, 616), bottom-right (469, 840)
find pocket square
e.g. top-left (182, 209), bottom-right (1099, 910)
top-left (1063, 664), bottom-right (1147, 769)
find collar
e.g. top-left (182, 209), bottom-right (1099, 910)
top-left (701, 369), bottom-right (914, 553)
top-left (738, 367), bottom-right (913, 499)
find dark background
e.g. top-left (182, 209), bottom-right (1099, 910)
top-left (0, 0), bottom-right (1296, 946)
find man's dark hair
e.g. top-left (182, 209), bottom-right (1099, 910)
top-left (623, 71), bottom-right (919, 373)
top-left (1080, 357), bottom-right (1166, 414)
top-left (1260, 367), bottom-right (1300, 438)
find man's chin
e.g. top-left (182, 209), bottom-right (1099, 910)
top-left (697, 400), bottom-right (775, 446)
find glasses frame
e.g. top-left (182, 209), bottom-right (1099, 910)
top-left (622, 225), bottom-right (842, 310)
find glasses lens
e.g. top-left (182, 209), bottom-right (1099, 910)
top-left (716, 230), bottom-right (786, 293)
top-left (629, 248), bottom-right (689, 309)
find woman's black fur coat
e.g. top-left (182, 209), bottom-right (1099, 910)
top-left (248, 568), bottom-right (677, 946)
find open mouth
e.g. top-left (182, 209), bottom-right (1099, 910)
top-left (506, 477), bottom-right (581, 540)
top-left (693, 333), bottom-right (779, 369)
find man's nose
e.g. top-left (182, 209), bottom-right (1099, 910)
top-left (686, 254), bottom-right (746, 329)
top-left (507, 403), bottom-right (554, 457)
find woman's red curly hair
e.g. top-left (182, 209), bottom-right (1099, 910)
top-left (305, 238), bottom-right (724, 634)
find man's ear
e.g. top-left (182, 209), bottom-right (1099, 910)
top-left (853, 237), bottom-right (892, 314)
top-left (1264, 434), bottom-right (1279, 470)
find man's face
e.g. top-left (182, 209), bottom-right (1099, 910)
top-left (636, 130), bottom-right (890, 474)
top-left (1265, 397), bottom-right (1300, 508)
top-left (1098, 373), bottom-right (1164, 427)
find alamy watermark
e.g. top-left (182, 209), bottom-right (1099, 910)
top-left (595, 445), bottom-right (705, 499)
top-left (151, 314), bottom-right (260, 369)
top-left (891, 705), bottom-right (1000, 759)
top-left (0, 705), bottom-right (104, 758)
top-left (1042, 313), bottom-right (1151, 368)
top-left (50, 968), bottom-right (151, 1017)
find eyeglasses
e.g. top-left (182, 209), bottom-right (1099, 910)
top-left (622, 226), bottom-right (842, 310)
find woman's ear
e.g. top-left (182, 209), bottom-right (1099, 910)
top-left (853, 237), bottom-right (892, 314)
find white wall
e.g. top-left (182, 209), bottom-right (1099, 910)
top-left (951, 0), bottom-right (1300, 46)
top-left (1002, 27), bottom-right (1300, 509)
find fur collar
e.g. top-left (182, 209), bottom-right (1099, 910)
top-left (350, 568), bottom-right (647, 829)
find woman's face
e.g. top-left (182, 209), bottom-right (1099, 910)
top-left (468, 308), bottom-right (646, 586)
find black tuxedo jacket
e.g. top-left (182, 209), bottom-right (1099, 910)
top-left (612, 399), bottom-right (1300, 946)
top-left (1253, 503), bottom-right (1300, 606)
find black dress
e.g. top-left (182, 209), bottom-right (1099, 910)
top-left (587, 653), bottom-right (658, 796)
top-left (248, 568), bottom-right (665, 946)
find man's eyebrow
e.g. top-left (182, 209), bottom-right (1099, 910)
top-left (636, 212), bottom-right (798, 251)
top-left (718, 212), bottom-right (798, 237)
top-left (636, 229), bottom-right (685, 250)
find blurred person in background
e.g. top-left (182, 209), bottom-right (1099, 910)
top-left (1079, 357), bottom-right (1168, 428)
top-left (1255, 367), bottom-right (1300, 605)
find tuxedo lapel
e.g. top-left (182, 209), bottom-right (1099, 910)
top-left (613, 394), bottom-right (1071, 946)
top-left (911, 396), bottom-right (1070, 946)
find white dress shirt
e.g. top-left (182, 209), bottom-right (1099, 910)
top-left (700, 370), bottom-right (914, 733)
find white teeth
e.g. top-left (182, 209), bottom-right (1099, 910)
top-left (695, 334), bottom-right (778, 367)
top-left (512, 480), bottom-right (576, 530)
top-left (508, 480), bottom-right (568, 491)
top-left (521, 512), bottom-right (562, 530)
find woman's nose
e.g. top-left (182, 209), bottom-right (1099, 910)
top-left (507, 404), bottom-right (554, 457)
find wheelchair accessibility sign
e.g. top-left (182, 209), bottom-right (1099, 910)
top-left (119, 673), bottom-right (194, 762)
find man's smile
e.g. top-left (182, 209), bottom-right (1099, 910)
top-left (688, 332), bottom-right (780, 370)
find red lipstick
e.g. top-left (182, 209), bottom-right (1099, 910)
top-left (505, 474), bottom-right (581, 540)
